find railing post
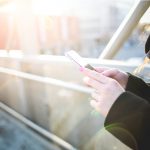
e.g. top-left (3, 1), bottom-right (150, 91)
top-left (99, 0), bottom-right (150, 59)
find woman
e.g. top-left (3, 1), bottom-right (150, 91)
top-left (81, 35), bottom-right (150, 150)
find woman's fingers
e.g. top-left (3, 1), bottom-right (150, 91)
top-left (94, 67), bottom-right (109, 73)
top-left (83, 76), bottom-right (103, 90)
top-left (90, 100), bottom-right (99, 109)
top-left (81, 68), bottom-right (110, 84)
top-left (102, 69), bottom-right (118, 77)
top-left (91, 92), bottom-right (100, 100)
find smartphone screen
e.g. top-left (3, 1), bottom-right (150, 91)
top-left (65, 50), bottom-right (95, 70)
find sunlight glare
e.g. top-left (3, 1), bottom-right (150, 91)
top-left (0, 2), bottom-right (16, 13)
top-left (32, 0), bottom-right (74, 15)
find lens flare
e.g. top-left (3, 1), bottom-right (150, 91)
top-left (103, 123), bottom-right (138, 150)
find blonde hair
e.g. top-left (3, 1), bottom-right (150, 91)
top-left (133, 56), bottom-right (150, 75)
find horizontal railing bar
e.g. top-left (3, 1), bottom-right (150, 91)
top-left (0, 102), bottom-right (77, 150)
top-left (0, 67), bottom-right (92, 94)
top-left (0, 53), bottom-right (149, 68)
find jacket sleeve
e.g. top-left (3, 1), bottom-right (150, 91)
top-left (125, 74), bottom-right (150, 102)
top-left (104, 91), bottom-right (150, 150)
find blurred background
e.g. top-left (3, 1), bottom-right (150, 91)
top-left (0, 0), bottom-right (149, 150)
top-left (0, 0), bottom-right (149, 59)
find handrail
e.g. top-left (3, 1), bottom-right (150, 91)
top-left (0, 102), bottom-right (77, 150)
top-left (99, 0), bottom-right (150, 59)
top-left (0, 67), bottom-right (92, 94)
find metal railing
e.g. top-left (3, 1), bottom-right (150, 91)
top-left (99, 0), bottom-right (150, 59)
top-left (0, 67), bottom-right (92, 94)
top-left (0, 102), bottom-right (77, 150)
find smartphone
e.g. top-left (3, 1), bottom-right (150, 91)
top-left (65, 50), bottom-right (96, 70)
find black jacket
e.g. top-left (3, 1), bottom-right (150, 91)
top-left (104, 74), bottom-right (150, 150)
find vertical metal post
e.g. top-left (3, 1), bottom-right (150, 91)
top-left (99, 0), bottom-right (150, 59)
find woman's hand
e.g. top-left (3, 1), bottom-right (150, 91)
top-left (95, 67), bottom-right (129, 89)
top-left (81, 68), bottom-right (125, 117)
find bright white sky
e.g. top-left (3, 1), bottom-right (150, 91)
top-left (0, 0), bottom-right (137, 17)
top-left (32, 0), bottom-right (136, 15)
